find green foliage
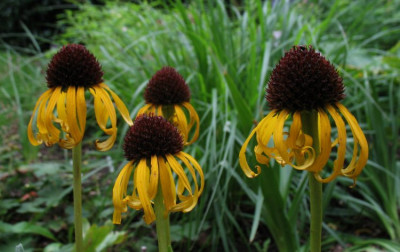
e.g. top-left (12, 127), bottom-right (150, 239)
top-left (0, 0), bottom-right (77, 53)
top-left (1, 0), bottom-right (400, 251)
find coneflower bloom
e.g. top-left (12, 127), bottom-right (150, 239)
top-left (113, 114), bottom-right (204, 224)
top-left (136, 67), bottom-right (199, 145)
top-left (27, 44), bottom-right (133, 151)
top-left (240, 45), bottom-right (368, 184)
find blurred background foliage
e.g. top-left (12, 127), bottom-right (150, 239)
top-left (0, 0), bottom-right (399, 251)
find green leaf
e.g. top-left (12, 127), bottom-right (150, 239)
top-left (0, 221), bottom-right (56, 241)
top-left (81, 221), bottom-right (126, 252)
top-left (249, 188), bottom-right (263, 242)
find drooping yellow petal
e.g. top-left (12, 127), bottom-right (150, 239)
top-left (76, 86), bottom-right (87, 135)
top-left (100, 83), bottom-right (133, 126)
top-left (156, 105), bottom-right (163, 117)
top-left (127, 163), bottom-right (143, 210)
top-left (91, 85), bottom-right (117, 151)
top-left (176, 154), bottom-right (199, 195)
top-left (125, 195), bottom-right (142, 210)
top-left (43, 86), bottom-right (62, 146)
top-left (174, 152), bottom-right (203, 212)
top-left (159, 156), bottom-right (176, 211)
top-left (336, 103), bottom-right (368, 181)
top-left (307, 108), bottom-right (332, 173)
top-left (166, 154), bottom-right (192, 194)
top-left (148, 155), bottom-right (159, 200)
top-left (287, 111), bottom-right (302, 148)
top-left (174, 105), bottom-right (189, 142)
top-left (183, 102), bottom-right (200, 145)
top-left (57, 91), bottom-right (77, 149)
top-left (315, 105), bottom-right (347, 183)
top-left (181, 152), bottom-right (205, 195)
top-left (255, 111), bottom-right (279, 161)
top-left (274, 110), bottom-right (315, 170)
top-left (136, 104), bottom-right (152, 117)
top-left (37, 90), bottom-right (53, 144)
top-left (27, 89), bottom-right (53, 145)
top-left (136, 158), bottom-right (155, 224)
top-left (90, 87), bottom-right (112, 135)
top-left (289, 112), bottom-right (314, 166)
top-left (66, 86), bottom-right (83, 144)
top-left (272, 110), bottom-right (290, 162)
top-left (113, 161), bottom-right (134, 224)
top-left (239, 123), bottom-right (262, 178)
top-left (254, 145), bottom-right (270, 165)
top-left (55, 91), bottom-right (68, 132)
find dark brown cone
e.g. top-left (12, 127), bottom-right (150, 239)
top-left (123, 115), bottom-right (184, 161)
top-left (144, 67), bottom-right (190, 105)
top-left (267, 45), bottom-right (345, 111)
top-left (46, 44), bottom-right (103, 89)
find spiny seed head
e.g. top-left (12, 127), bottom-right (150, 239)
top-left (46, 44), bottom-right (103, 89)
top-left (144, 66), bottom-right (191, 105)
top-left (267, 45), bottom-right (345, 111)
top-left (123, 115), bottom-right (184, 161)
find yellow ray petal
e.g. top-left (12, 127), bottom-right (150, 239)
top-left (181, 152), bottom-right (205, 195)
top-left (255, 111), bottom-right (279, 160)
top-left (287, 111), bottom-right (302, 148)
top-left (148, 155), bottom-right (159, 200)
top-left (166, 154), bottom-right (192, 194)
top-left (112, 161), bottom-right (134, 224)
top-left (44, 87), bottom-right (62, 146)
top-left (76, 86), bottom-right (87, 135)
top-left (273, 110), bottom-right (292, 163)
top-left (156, 105), bottom-right (163, 117)
top-left (307, 108), bottom-right (332, 173)
top-left (128, 163), bottom-right (143, 210)
top-left (274, 110), bottom-right (315, 170)
top-left (90, 87), bottom-right (112, 135)
top-left (92, 86), bottom-right (118, 151)
top-left (159, 156), bottom-right (176, 211)
top-left (174, 105), bottom-right (188, 141)
top-left (37, 90), bottom-right (54, 144)
top-left (337, 103), bottom-right (368, 181)
top-left (176, 177), bottom-right (185, 197)
top-left (315, 105), bottom-right (347, 183)
top-left (100, 83), bottom-right (133, 126)
top-left (183, 102), bottom-right (200, 145)
top-left (27, 89), bottom-right (53, 145)
top-left (125, 195), bottom-right (142, 210)
top-left (136, 104), bottom-right (152, 117)
top-left (239, 123), bottom-right (262, 178)
top-left (55, 91), bottom-right (68, 131)
top-left (57, 91), bottom-right (77, 149)
top-left (136, 158), bottom-right (155, 224)
top-left (174, 152), bottom-right (202, 212)
top-left (170, 196), bottom-right (196, 213)
top-left (255, 145), bottom-right (270, 165)
top-left (66, 86), bottom-right (83, 144)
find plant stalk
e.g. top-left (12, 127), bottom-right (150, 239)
top-left (301, 110), bottom-right (322, 252)
top-left (72, 142), bottom-right (83, 252)
top-left (154, 186), bottom-right (172, 252)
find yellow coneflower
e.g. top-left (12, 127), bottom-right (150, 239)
top-left (240, 45), bottom-right (368, 184)
top-left (136, 67), bottom-right (199, 145)
top-left (113, 114), bottom-right (204, 224)
top-left (27, 44), bottom-right (133, 151)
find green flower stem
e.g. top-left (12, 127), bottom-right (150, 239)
top-left (308, 172), bottom-right (322, 252)
top-left (72, 142), bottom-right (83, 252)
top-left (301, 110), bottom-right (322, 252)
top-left (154, 186), bottom-right (172, 252)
